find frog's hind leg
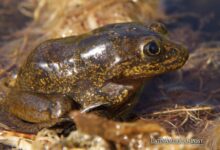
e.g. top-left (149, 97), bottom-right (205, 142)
top-left (4, 89), bottom-right (73, 123)
top-left (0, 106), bottom-right (70, 134)
top-left (0, 89), bottom-right (73, 133)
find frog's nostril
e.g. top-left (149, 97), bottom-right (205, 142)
top-left (168, 48), bottom-right (177, 56)
top-left (171, 48), bottom-right (177, 53)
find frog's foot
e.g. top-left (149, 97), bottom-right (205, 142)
top-left (80, 102), bottom-right (115, 118)
top-left (80, 102), bottom-right (110, 113)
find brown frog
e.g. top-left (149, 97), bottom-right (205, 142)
top-left (0, 22), bottom-right (189, 133)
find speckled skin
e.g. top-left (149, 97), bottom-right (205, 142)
top-left (1, 22), bottom-right (188, 133)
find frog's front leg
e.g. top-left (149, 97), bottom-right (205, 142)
top-left (79, 82), bottom-right (141, 115)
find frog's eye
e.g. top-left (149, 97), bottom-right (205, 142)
top-left (143, 41), bottom-right (161, 56)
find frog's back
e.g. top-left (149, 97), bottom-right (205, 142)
top-left (15, 36), bottom-right (84, 94)
top-left (15, 22), bottom-right (160, 94)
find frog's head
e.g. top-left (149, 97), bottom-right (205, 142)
top-left (118, 23), bottom-right (189, 79)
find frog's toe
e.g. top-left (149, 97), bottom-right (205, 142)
top-left (81, 102), bottom-right (110, 113)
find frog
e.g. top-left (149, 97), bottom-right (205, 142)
top-left (0, 22), bottom-right (189, 133)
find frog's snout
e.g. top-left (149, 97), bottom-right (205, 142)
top-left (183, 46), bottom-right (189, 59)
top-left (176, 44), bottom-right (189, 65)
top-left (162, 42), bottom-right (189, 70)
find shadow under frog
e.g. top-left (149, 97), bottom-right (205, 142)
top-left (0, 22), bottom-right (189, 133)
